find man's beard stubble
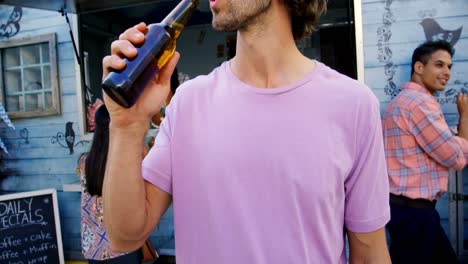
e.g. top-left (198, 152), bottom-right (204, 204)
top-left (211, 0), bottom-right (272, 32)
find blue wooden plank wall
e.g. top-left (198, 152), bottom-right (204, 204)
top-left (0, 5), bottom-right (176, 259)
top-left (362, 0), bottom-right (468, 241)
top-left (2, 0), bottom-right (466, 260)
top-left (0, 5), bottom-right (91, 260)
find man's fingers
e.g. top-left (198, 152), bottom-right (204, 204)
top-left (104, 22), bottom-right (148, 79)
top-left (457, 93), bottom-right (468, 108)
top-left (134, 22), bottom-right (149, 34)
top-left (111, 40), bottom-right (138, 58)
top-left (157, 52), bottom-right (181, 85)
top-left (119, 23), bottom-right (147, 44)
top-left (102, 55), bottom-right (126, 78)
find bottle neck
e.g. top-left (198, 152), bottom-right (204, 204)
top-left (161, 0), bottom-right (198, 39)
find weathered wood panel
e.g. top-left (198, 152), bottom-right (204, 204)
top-left (0, 122), bottom-right (81, 138)
top-left (363, 17), bottom-right (468, 45)
top-left (363, 0), bottom-right (468, 25)
top-left (364, 38), bottom-right (468, 68)
top-left (4, 7), bottom-right (75, 44)
top-left (57, 192), bottom-right (82, 259)
top-left (1, 172), bottom-right (78, 190)
top-left (60, 76), bottom-right (78, 96)
top-left (0, 5), bottom-right (84, 260)
top-left (2, 158), bottom-right (80, 176)
top-left (363, 0), bottom-right (468, 246)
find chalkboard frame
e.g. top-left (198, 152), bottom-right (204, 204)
top-left (0, 188), bottom-right (65, 264)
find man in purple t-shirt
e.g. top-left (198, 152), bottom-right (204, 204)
top-left (101, 0), bottom-right (391, 263)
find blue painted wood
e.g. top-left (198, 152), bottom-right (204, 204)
top-left (58, 59), bottom-right (78, 78)
top-left (437, 193), bottom-right (450, 219)
top-left (61, 94), bottom-right (79, 113)
top-left (0, 172), bottom-right (78, 192)
top-left (0, 5), bottom-right (177, 260)
top-left (57, 192), bottom-right (83, 260)
top-left (0, 140), bottom-right (88, 157)
top-left (363, 0), bottom-right (468, 242)
top-left (0, 122), bottom-right (82, 138)
top-left (2, 6), bottom-right (72, 43)
top-left (60, 76), bottom-right (78, 96)
top-left (365, 61), bottom-right (468, 91)
top-left (363, 18), bottom-right (468, 45)
top-left (364, 38), bottom-right (468, 67)
top-left (363, 0), bottom-right (468, 25)
top-left (5, 0), bottom-right (466, 258)
top-left (15, 7), bottom-right (61, 21)
top-left (3, 157), bottom-right (82, 174)
top-left (3, 145), bottom-right (89, 160)
top-left (58, 43), bottom-right (77, 61)
top-left (2, 113), bottom-right (81, 128)
top-left (0, 139), bottom-right (85, 156)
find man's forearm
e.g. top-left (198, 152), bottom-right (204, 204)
top-left (348, 228), bottom-right (391, 264)
top-left (349, 253), bottom-right (391, 264)
top-left (103, 124), bottom-right (149, 242)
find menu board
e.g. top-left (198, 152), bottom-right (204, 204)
top-left (0, 189), bottom-right (64, 264)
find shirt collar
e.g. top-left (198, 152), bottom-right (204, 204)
top-left (402, 82), bottom-right (433, 96)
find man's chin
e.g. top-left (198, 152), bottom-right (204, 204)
top-left (435, 87), bottom-right (447, 93)
top-left (212, 21), bottom-right (238, 32)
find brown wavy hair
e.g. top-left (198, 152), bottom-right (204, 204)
top-left (284, 0), bottom-right (328, 40)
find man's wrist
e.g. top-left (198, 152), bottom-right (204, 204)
top-left (110, 122), bottom-right (148, 138)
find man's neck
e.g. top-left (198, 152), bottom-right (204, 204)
top-left (410, 76), bottom-right (434, 95)
top-left (229, 1), bottom-right (315, 89)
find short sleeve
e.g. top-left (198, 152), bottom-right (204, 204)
top-left (344, 94), bottom-right (390, 233)
top-left (142, 106), bottom-right (174, 195)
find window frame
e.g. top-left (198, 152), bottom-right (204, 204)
top-left (0, 33), bottom-right (61, 119)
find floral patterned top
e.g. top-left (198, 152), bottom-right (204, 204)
top-left (80, 162), bottom-right (127, 260)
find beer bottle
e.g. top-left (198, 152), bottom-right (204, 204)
top-left (102, 0), bottom-right (199, 108)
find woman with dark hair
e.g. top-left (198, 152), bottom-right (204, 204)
top-left (151, 67), bottom-right (180, 129)
top-left (79, 105), bottom-right (141, 263)
top-left (102, 0), bottom-right (391, 262)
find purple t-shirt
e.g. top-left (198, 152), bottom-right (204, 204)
top-left (143, 61), bottom-right (390, 263)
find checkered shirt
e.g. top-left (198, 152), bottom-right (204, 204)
top-left (382, 82), bottom-right (468, 200)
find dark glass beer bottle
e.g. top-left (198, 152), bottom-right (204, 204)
top-left (102, 0), bottom-right (199, 108)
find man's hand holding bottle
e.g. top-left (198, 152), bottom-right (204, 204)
top-left (101, 22), bottom-right (180, 131)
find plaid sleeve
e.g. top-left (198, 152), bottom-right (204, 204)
top-left (410, 99), bottom-right (468, 170)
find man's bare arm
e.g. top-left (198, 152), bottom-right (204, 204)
top-left (103, 126), bottom-right (172, 252)
top-left (347, 227), bottom-right (391, 264)
top-left (101, 22), bottom-right (179, 252)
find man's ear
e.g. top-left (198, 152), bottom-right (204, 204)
top-left (414, 61), bottom-right (424, 75)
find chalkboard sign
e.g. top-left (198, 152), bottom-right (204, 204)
top-left (0, 189), bottom-right (64, 264)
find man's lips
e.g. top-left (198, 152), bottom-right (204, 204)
top-left (439, 78), bottom-right (448, 85)
top-left (210, 0), bottom-right (219, 9)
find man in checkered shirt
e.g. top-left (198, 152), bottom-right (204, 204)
top-left (382, 40), bottom-right (468, 263)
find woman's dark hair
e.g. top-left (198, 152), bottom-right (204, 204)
top-left (85, 105), bottom-right (110, 196)
top-left (284, 0), bottom-right (328, 40)
top-left (411, 40), bottom-right (454, 76)
top-left (171, 67), bottom-right (180, 96)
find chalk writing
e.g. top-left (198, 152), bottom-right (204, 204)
top-left (0, 198), bottom-right (44, 230)
top-left (0, 190), bottom-right (64, 263)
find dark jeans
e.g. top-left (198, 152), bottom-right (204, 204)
top-left (386, 202), bottom-right (458, 264)
top-left (88, 249), bottom-right (142, 264)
